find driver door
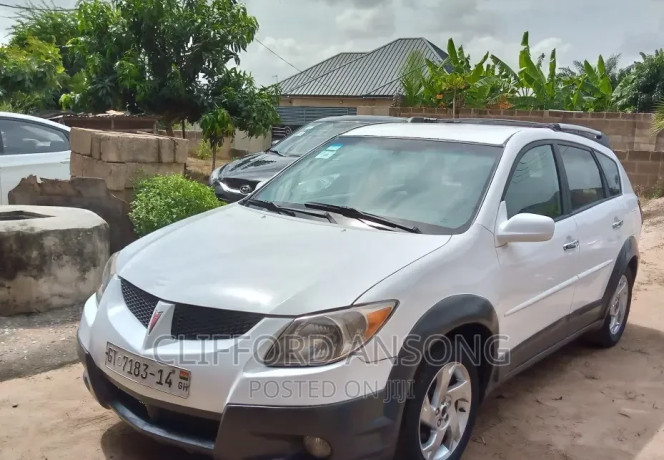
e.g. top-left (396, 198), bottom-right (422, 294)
top-left (495, 144), bottom-right (579, 369)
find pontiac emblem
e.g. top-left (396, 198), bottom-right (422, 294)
top-left (148, 311), bottom-right (163, 333)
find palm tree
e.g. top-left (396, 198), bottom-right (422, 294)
top-left (559, 54), bottom-right (625, 88)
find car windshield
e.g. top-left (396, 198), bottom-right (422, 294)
top-left (252, 136), bottom-right (502, 234)
top-left (273, 120), bottom-right (373, 156)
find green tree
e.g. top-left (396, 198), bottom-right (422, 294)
top-left (63, 0), bottom-right (278, 136)
top-left (200, 107), bottom-right (235, 172)
top-left (61, 0), bottom-right (137, 113)
top-left (568, 56), bottom-right (615, 112)
top-left (9, 4), bottom-right (80, 76)
top-left (613, 50), bottom-right (664, 112)
top-left (559, 54), bottom-right (625, 88)
top-left (0, 37), bottom-right (66, 112)
top-left (420, 39), bottom-right (515, 112)
top-left (399, 51), bottom-right (426, 107)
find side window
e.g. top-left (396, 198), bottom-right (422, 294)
top-left (0, 119), bottom-right (69, 156)
top-left (505, 145), bottom-right (562, 219)
top-left (559, 145), bottom-right (606, 210)
top-left (596, 152), bottom-right (622, 196)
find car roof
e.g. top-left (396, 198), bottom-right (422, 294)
top-left (316, 115), bottom-right (407, 123)
top-left (342, 122), bottom-right (524, 146)
top-left (0, 111), bottom-right (71, 132)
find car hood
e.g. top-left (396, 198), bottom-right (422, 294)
top-left (117, 205), bottom-right (451, 316)
top-left (221, 152), bottom-right (298, 182)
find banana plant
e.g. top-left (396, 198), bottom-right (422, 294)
top-left (569, 55), bottom-right (614, 111)
top-left (490, 32), bottom-right (572, 110)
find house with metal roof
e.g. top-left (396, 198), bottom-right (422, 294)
top-left (273, 38), bottom-right (448, 139)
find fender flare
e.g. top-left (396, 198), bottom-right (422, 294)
top-left (381, 295), bottom-right (499, 445)
top-left (600, 236), bottom-right (639, 318)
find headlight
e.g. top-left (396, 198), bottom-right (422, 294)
top-left (96, 252), bottom-right (119, 304)
top-left (209, 164), bottom-right (227, 185)
top-left (264, 301), bottom-right (396, 367)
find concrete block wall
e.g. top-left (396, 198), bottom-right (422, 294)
top-left (164, 130), bottom-right (270, 159)
top-left (69, 129), bottom-right (188, 202)
top-left (389, 108), bottom-right (664, 189)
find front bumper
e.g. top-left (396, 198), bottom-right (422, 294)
top-left (78, 338), bottom-right (397, 460)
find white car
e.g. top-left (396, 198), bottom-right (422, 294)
top-left (0, 112), bottom-right (71, 205)
top-left (78, 119), bottom-right (641, 460)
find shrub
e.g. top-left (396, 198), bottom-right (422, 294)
top-left (129, 174), bottom-right (221, 237)
top-left (195, 139), bottom-right (213, 160)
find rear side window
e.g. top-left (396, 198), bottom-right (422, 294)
top-left (596, 153), bottom-right (622, 196)
top-left (0, 119), bottom-right (69, 155)
top-left (559, 145), bottom-right (605, 211)
top-left (505, 145), bottom-right (562, 219)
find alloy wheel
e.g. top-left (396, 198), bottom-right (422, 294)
top-left (609, 274), bottom-right (629, 335)
top-left (419, 362), bottom-right (472, 460)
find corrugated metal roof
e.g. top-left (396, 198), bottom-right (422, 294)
top-left (279, 52), bottom-right (366, 94)
top-left (279, 38), bottom-right (448, 98)
top-left (276, 106), bottom-right (357, 125)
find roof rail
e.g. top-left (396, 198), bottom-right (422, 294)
top-left (407, 117), bottom-right (611, 148)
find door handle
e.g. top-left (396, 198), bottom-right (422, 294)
top-left (563, 240), bottom-right (579, 251)
top-left (612, 219), bottom-right (624, 229)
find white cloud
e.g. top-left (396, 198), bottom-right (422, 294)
top-left (335, 6), bottom-right (395, 38)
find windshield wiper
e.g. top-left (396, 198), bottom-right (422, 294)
top-left (266, 148), bottom-right (283, 156)
top-left (304, 202), bottom-right (421, 233)
top-left (245, 199), bottom-right (336, 223)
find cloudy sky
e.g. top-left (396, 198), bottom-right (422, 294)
top-left (2, 0), bottom-right (663, 87)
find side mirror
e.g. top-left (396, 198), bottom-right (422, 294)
top-left (255, 180), bottom-right (267, 191)
top-left (496, 213), bottom-right (555, 245)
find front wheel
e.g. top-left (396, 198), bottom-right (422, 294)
top-left (396, 343), bottom-right (479, 460)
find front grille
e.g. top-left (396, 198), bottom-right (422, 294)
top-left (221, 178), bottom-right (258, 192)
top-left (121, 279), bottom-right (158, 327)
top-left (171, 304), bottom-right (264, 340)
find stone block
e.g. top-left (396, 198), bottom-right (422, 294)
top-left (614, 150), bottom-right (628, 161)
top-left (629, 151), bottom-right (652, 162)
top-left (69, 128), bottom-right (97, 156)
top-left (100, 133), bottom-right (160, 163)
top-left (80, 159), bottom-right (128, 191)
top-left (622, 160), bottom-right (638, 174)
top-left (91, 133), bottom-right (102, 159)
top-left (637, 161), bottom-right (658, 174)
top-left (174, 138), bottom-right (189, 164)
top-left (158, 137), bottom-right (176, 163)
top-left (70, 152), bottom-right (97, 177)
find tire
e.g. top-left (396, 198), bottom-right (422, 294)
top-left (395, 338), bottom-right (480, 460)
top-left (587, 267), bottom-right (634, 348)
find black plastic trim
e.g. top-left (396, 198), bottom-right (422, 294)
top-left (599, 236), bottom-right (639, 319)
top-left (379, 295), bottom-right (499, 454)
top-left (216, 395), bottom-right (395, 460)
top-left (499, 317), bottom-right (604, 383)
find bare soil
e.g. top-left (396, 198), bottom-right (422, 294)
top-left (0, 304), bottom-right (82, 382)
top-left (2, 200), bottom-right (664, 460)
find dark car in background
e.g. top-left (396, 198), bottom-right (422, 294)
top-left (209, 115), bottom-right (406, 202)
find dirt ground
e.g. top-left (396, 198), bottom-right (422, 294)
top-left (1, 200), bottom-right (664, 460)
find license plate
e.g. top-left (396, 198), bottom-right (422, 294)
top-left (104, 343), bottom-right (191, 398)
